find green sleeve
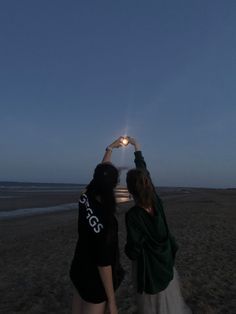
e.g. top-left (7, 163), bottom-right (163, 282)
top-left (134, 150), bottom-right (155, 187)
top-left (134, 152), bottom-right (177, 251)
top-left (125, 211), bottom-right (144, 260)
top-left (134, 151), bottom-right (170, 235)
top-left (134, 151), bottom-right (147, 171)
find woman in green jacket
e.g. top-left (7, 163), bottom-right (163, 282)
top-left (125, 137), bottom-right (191, 314)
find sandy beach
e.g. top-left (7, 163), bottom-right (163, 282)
top-left (0, 187), bottom-right (236, 313)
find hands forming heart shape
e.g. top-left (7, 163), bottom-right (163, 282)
top-left (120, 137), bottom-right (129, 146)
top-left (108, 136), bottom-right (140, 150)
top-left (103, 136), bottom-right (141, 163)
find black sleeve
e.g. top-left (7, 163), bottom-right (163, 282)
top-left (92, 229), bottom-right (115, 267)
top-left (94, 236), bottom-right (112, 266)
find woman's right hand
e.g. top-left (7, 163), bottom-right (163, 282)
top-left (109, 136), bottom-right (124, 149)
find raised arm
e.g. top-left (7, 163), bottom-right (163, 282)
top-left (102, 137), bottom-right (123, 163)
top-left (127, 137), bottom-right (148, 171)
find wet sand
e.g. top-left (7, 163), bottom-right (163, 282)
top-left (0, 188), bottom-right (236, 313)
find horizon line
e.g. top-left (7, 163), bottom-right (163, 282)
top-left (0, 180), bottom-right (235, 190)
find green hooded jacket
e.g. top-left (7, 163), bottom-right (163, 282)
top-left (125, 151), bottom-right (178, 294)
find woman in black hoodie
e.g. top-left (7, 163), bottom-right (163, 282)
top-left (70, 137), bottom-right (125, 314)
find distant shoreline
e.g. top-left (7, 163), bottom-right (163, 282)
top-left (0, 181), bottom-right (235, 189)
top-left (0, 181), bottom-right (86, 186)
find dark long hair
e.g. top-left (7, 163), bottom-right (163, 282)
top-left (126, 168), bottom-right (156, 209)
top-left (86, 162), bottom-right (119, 241)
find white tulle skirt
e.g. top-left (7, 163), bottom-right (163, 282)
top-left (134, 267), bottom-right (192, 314)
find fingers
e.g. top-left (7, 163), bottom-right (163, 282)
top-left (110, 137), bottom-right (124, 148)
top-left (127, 136), bottom-right (135, 145)
top-left (110, 136), bottom-right (136, 148)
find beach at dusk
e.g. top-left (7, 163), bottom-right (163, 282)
top-left (1, 1), bottom-right (236, 313)
top-left (0, 185), bottom-right (235, 313)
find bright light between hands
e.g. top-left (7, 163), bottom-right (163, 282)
top-left (121, 138), bottom-right (129, 146)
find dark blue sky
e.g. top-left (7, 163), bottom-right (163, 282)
top-left (0, 0), bottom-right (235, 187)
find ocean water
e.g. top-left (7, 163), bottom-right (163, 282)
top-left (0, 182), bottom-right (85, 193)
top-left (0, 182), bottom-right (130, 219)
